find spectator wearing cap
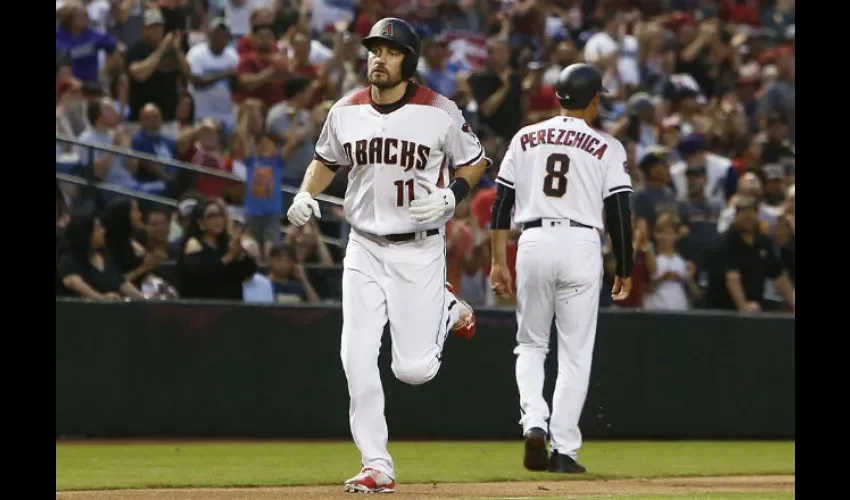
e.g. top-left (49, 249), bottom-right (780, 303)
top-left (56, 2), bottom-right (122, 83)
top-left (522, 60), bottom-right (560, 126)
top-left (632, 152), bottom-right (678, 232)
top-left (235, 23), bottom-right (288, 109)
top-left (168, 193), bottom-right (201, 244)
top-left (266, 77), bottom-right (316, 193)
top-left (612, 92), bottom-right (659, 162)
top-left (675, 160), bottom-right (724, 292)
top-left (707, 195), bottom-right (794, 312)
top-left (669, 133), bottom-right (735, 208)
top-left (716, 172), bottom-right (780, 235)
top-left (758, 44), bottom-right (794, 144)
top-left (419, 37), bottom-right (458, 98)
top-left (760, 163), bottom-right (786, 208)
top-left (125, 9), bottom-right (190, 137)
top-left (187, 17), bottom-right (240, 132)
top-left (468, 38), bottom-right (523, 141)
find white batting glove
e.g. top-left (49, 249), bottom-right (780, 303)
top-left (409, 180), bottom-right (456, 224)
top-left (287, 192), bottom-right (321, 226)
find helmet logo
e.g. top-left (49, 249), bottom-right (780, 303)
top-left (381, 22), bottom-right (394, 37)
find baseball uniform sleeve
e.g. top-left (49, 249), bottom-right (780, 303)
top-left (444, 106), bottom-right (489, 169)
top-left (313, 108), bottom-right (350, 172)
top-left (602, 141), bottom-right (634, 199)
top-left (495, 137), bottom-right (517, 189)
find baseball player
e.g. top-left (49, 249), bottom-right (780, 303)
top-left (489, 64), bottom-right (634, 473)
top-left (286, 18), bottom-right (491, 493)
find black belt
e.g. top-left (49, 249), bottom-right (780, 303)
top-left (522, 219), bottom-right (593, 230)
top-left (384, 228), bottom-right (440, 243)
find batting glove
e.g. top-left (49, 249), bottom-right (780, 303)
top-left (409, 180), bottom-right (455, 224)
top-left (287, 192), bottom-right (321, 226)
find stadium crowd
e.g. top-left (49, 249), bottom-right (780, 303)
top-left (56, 0), bottom-right (795, 313)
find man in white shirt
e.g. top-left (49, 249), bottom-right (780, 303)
top-left (187, 18), bottom-right (240, 131)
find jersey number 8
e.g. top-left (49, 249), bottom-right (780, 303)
top-left (543, 153), bottom-right (570, 198)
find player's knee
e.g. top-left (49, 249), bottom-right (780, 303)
top-left (514, 340), bottom-right (549, 355)
top-left (392, 361), bottom-right (438, 386)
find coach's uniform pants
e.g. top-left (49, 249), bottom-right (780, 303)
top-left (514, 222), bottom-right (602, 460)
top-left (341, 229), bottom-right (461, 479)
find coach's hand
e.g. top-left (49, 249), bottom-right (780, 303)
top-left (611, 276), bottom-right (632, 301)
top-left (409, 180), bottom-right (456, 224)
top-left (490, 262), bottom-right (513, 299)
top-left (287, 192), bottom-right (321, 227)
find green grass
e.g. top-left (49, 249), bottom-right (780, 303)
top-left (55, 440), bottom-right (795, 491)
top-left (480, 495), bottom-right (795, 500)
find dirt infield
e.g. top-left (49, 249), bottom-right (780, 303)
top-left (58, 475), bottom-right (794, 499)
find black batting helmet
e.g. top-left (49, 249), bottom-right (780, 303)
top-left (555, 63), bottom-right (607, 110)
top-left (361, 18), bottom-right (421, 79)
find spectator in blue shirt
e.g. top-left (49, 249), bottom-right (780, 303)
top-left (56, 3), bottom-right (121, 83)
top-left (419, 36), bottom-right (458, 98)
top-left (267, 244), bottom-right (319, 304)
top-left (243, 132), bottom-right (284, 261)
top-left (131, 103), bottom-right (178, 185)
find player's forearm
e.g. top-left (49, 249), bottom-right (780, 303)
top-left (299, 159), bottom-right (337, 197)
top-left (454, 161), bottom-right (488, 191)
top-left (489, 229), bottom-right (510, 265)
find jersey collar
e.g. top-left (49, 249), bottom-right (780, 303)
top-left (370, 81), bottom-right (418, 115)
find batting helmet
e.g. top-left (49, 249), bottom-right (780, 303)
top-left (361, 18), bottom-right (421, 79)
top-left (555, 63), bottom-right (607, 110)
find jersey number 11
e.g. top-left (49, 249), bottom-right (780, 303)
top-left (394, 179), bottom-right (415, 207)
top-left (543, 153), bottom-right (570, 198)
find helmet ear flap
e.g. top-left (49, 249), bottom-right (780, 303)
top-left (401, 53), bottom-right (418, 79)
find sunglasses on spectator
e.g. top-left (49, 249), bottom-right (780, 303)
top-left (204, 210), bottom-right (224, 219)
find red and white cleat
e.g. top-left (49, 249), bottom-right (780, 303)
top-left (447, 283), bottom-right (476, 340)
top-left (343, 468), bottom-right (397, 493)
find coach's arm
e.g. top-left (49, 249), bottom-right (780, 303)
top-left (488, 182), bottom-right (516, 299)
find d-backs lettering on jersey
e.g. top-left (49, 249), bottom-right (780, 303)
top-left (313, 83), bottom-right (488, 236)
top-left (496, 116), bottom-right (632, 229)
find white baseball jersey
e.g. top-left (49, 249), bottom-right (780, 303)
top-left (495, 116), bottom-right (633, 229)
top-left (314, 83), bottom-right (488, 236)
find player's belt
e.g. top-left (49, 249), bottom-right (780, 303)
top-left (522, 219), bottom-right (593, 230)
top-left (384, 229), bottom-right (440, 243)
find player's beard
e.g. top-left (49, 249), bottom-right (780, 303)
top-left (368, 69), bottom-right (405, 90)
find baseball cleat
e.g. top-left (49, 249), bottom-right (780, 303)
top-left (343, 468), bottom-right (397, 493)
top-left (523, 427), bottom-right (549, 471)
top-left (446, 283), bottom-right (476, 339)
top-left (548, 451), bottom-right (587, 473)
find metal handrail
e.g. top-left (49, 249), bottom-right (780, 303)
top-left (56, 172), bottom-right (179, 207)
top-left (55, 172), bottom-right (344, 248)
top-left (55, 133), bottom-right (345, 206)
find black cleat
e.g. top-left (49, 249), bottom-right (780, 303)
top-left (548, 450), bottom-right (587, 473)
top-left (523, 427), bottom-right (549, 471)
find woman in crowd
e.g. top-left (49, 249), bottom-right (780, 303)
top-left (102, 197), bottom-right (167, 288)
top-left (57, 208), bottom-right (145, 299)
top-left (178, 199), bottom-right (258, 300)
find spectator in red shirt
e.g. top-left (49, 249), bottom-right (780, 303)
top-left (236, 24), bottom-right (288, 110)
top-left (287, 30), bottom-right (327, 108)
top-left (176, 118), bottom-right (240, 201)
top-left (446, 200), bottom-right (475, 295)
top-left (523, 60), bottom-right (561, 126)
top-left (235, 6), bottom-right (280, 56)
